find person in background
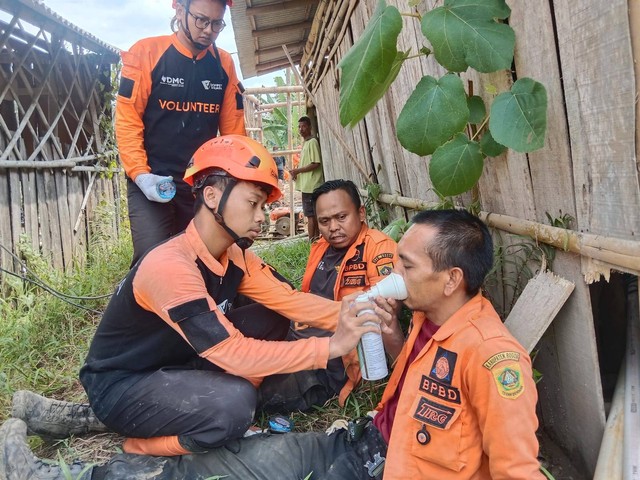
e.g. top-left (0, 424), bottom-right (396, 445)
top-left (289, 116), bottom-right (324, 240)
top-left (2, 209), bottom-right (545, 480)
top-left (118, 0), bottom-right (246, 265)
top-left (8, 136), bottom-right (379, 461)
top-left (272, 146), bottom-right (286, 181)
top-left (259, 179), bottom-right (397, 413)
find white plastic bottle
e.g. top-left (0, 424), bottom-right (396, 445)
top-left (157, 179), bottom-right (176, 200)
top-left (355, 273), bottom-right (407, 380)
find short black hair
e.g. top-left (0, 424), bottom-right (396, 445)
top-left (298, 116), bottom-right (311, 126)
top-left (312, 179), bottom-right (362, 210)
top-left (410, 209), bottom-right (493, 296)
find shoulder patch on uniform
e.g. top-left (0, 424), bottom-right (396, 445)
top-left (118, 77), bottom-right (135, 99)
top-left (376, 262), bottom-right (393, 276)
top-left (168, 298), bottom-right (210, 322)
top-left (176, 310), bottom-right (230, 354)
top-left (483, 351), bottom-right (521, 370)
top-left (430, 347), bottom-right (458, 385)
top-left (372, 252), bottom-right (394, 263)
top-left (492, 362), bottom-right (525, 399)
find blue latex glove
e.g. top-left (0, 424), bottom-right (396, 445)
top-left (134, 173), bottom-right (174, 203)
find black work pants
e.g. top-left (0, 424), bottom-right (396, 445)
top-left (98, 303), bottom-right (291, 452)
top-left (127, 178), bottom-right (194, 267)
top-left (91, 423), bottom-right (387, 480)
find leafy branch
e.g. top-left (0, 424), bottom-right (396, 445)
top-left (338, 0), bottom-right (548, 197)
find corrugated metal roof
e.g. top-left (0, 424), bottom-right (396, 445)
top-left (230, 0), bottom-right (319, 79)
top-left (0, 0), bottom-right (119, 60)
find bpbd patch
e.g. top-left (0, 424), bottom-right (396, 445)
top-left (430, 347), bottom-right (458, 385)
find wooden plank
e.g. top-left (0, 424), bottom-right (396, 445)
top-left (553, 0), bottom-right (640, 239)
top-left (534, 252), bottom-right (605, 476)
top-left (34, 169), bottom-right (52, 261)
top-left (42, 169), bottom-right (63, 268)
top-left (504, 269), bottom-right (575, 353)
top-left (54, 169), bottom-right (72, 268)
top-left (21, 169), bottom-right (38, 253)
top-left (0, 135), bottom-right (12, 273)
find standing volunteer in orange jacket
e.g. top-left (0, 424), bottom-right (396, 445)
top-left (3, 209), bottom-right (543, 479)
top-left (116, 0), bottom-right (246, 265)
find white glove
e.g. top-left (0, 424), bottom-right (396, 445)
top-left (134, 173), bottom-right (174, 203)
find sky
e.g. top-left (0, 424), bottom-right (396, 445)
top-left (42, 0), bottom-right (281, 88)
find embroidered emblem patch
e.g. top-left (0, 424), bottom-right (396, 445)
top-left (376, 262), bottom-right (393, 276)
top-left (372, 252), bottom-right (394, 263)
top-left (430, 347), bottom-right (458, 385)
top-left (413, 397), bottom-right (456, 429)
top-left (483, 351), bottom-right (521, 370)
top-left (419, 375), bottom-right (461, 404)
top-left (492, 363), bottom-right (525, 399)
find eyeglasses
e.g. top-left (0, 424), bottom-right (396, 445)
top-left (187, 11), bottom-right (226, 32)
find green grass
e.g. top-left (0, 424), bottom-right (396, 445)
top-left (0, 202), bottom-right (133, 424)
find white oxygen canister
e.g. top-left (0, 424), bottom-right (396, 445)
top-left (356, 273), bottom-right (408, 381)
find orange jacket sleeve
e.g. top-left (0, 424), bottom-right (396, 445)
top-left (115, 40), bottom-right (158, 180)
top-left (217, 49), bottom-right (246, 136)
top-left (465, 339), bottom-right (544, 479)
top-left (133, 249), bottom-right (331, 379)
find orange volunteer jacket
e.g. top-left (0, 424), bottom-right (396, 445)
top-left (301, 224), bottom-right (397, 405)
top-left (80, 221), bottom-right (340, 407)
top-left (115, 34), bottom-right (246, 181)
top-left (378, 295), bottom-right (544, 480)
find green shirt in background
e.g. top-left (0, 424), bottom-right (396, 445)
top-left (295, 137), bottom-right (324, 193)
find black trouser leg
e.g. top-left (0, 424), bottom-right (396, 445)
top-left (92, 427), bottom-right (386, 480)
top-left (127, 179), bottom-right (194, 267)
top-left (101, 368), bottom-right (257, 451)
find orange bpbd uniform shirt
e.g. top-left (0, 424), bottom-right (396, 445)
top-left (377, 295), bottom-right (545, 480)
top-left (115, 34), bottom-right (246, 181)
top-left (301, 224), bottom-right (397, 405)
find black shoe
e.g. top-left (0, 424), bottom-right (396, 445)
top-left (12, 391), bottom-right (108, 439)
top-left (0, 418), bottom-right (91, 480)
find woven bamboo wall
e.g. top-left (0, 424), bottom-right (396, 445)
top-left (300, 0), bottom-right (640, 476)
top-left (0, 0), bottom-right (120, 273)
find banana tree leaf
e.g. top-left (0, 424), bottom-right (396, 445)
top-left (422, 0), bottom-right (514, 73)
top-left (429, 133), bottom-right (484, 196)
top-left (489, 78), bottom-right (547, 152)
top-left (338, 0), bottom-right (403, 128)
top-left (397, 74), bottom-right (469, 156)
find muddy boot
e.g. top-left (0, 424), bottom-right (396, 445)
top-left (0, 418), bottom-right (92, 480)
top-left (11, 390), bottom-right (108, 439)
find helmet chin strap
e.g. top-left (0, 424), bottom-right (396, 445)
top-left (181, 2), bottom-right (211, 51)
top-left (206, 179), bottom-right (254, 250)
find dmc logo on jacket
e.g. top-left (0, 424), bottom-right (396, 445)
top-left (161, 76), bottom-right (185, 87)
top-left (202, 80), bottom-right (223, 90)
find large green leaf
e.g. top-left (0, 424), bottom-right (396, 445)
top-left (422, 0), bottom-right (514, 73)
top-left (397, 74), bottom-right (469, 156)
top-left (338, 0), bottom-right (403, 128)
top-left (489, 78), bottom-right (547, 152)
top-left (467, 95), bottom-right (486, 124)
top-left (429, 133), bottom-right (484, 196)
top-left (480, 130), bottom-right (507, 157)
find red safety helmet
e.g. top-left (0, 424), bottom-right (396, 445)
top-left (172, 0), bottom-right (232, 8)
top-left (184, 135), bottom-right (282, 203)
